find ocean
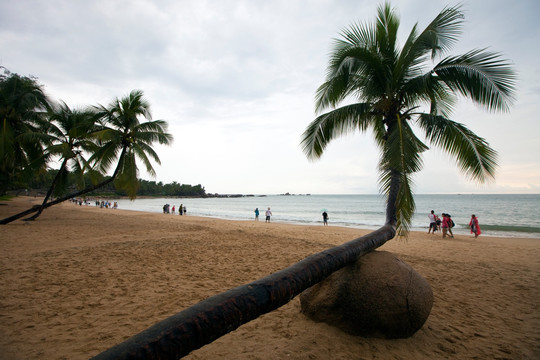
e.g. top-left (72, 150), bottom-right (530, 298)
top-left (107, 194), bottom-right (540, 239)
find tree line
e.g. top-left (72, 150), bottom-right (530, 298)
top-left (0, 67), bottom-right (174, 223)
top-left (8, 168), bottom-right (207, 198)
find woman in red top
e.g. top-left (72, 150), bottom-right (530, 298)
top-left (441, 213), bottom-right (452, 238)
top-left (469, 214), bottom-right (481, 238)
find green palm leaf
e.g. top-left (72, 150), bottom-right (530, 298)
top-left (301, 103), bottom-right (375, 159)
top-left (434, 49), bottom-right (516, 112)
top-left (417, 114), bottom-right (498, 182)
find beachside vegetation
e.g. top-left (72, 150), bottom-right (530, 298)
top-left (5, 170), bottom-right (206, 198)
top-left (0, 67), bottom-right (52, 195)
top-left (301, 2), bottom-right (515, 236)
top-left (24, 102), bottom-right (99, 220)
top-left (0, 71), bottom-right (174, 223)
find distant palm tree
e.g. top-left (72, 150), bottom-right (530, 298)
top-left (301, 3), bottom-right (515, 236)
top-left (24, 101), bottom-right (99, 221)
top-left (0, 90), bottom-right (173, 224)
top-left (0, 68), bottom-right (52, 194)
top-left (91, 89), bottom-right (174, 199)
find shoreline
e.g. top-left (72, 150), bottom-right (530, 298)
top-left (1, 197), bottom-right (539, 359)
top-left (73, 196), bottom-right (540, 239)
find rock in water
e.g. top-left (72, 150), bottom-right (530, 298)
top-left (300, 250), bottom-right (433, 338)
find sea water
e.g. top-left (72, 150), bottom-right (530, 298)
top-left (107, 194), bottom-right (540, 239)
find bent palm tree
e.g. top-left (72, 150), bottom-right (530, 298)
top-left (24, 102), bottom-right (98, 221)
top-left (0, 90), bottom-right (173, 224)
top-left (91, 89), bottom-right (173, 199)
top-left (301, 3), bottom-right (515, 236)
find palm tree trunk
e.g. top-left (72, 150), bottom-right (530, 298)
top-left (0, 147), bottom-right (127, 225)
top-left (24, 158), bottom-right (69, 221)
top-left (0, 204), bottom-right (43, 224)
top-left (0, 176), bottom-right (117, 224)
top-left (91, 224), bottom-right (396, 360)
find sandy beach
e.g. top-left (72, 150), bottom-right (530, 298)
top-left (1, 196), bottom-right (538, 359)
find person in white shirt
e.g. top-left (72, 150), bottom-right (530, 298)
top-left (428, 210), bottom-right (437, 234)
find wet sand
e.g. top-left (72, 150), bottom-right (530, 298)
top-left (1, 196), bottom-right (539, 359)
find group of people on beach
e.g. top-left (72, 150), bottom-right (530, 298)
top-left (70, 198), bottom-right (117, 209)
top-left (97, 200), bottom-right (118, 209)
top-left (429, 210), bottom-right (481, 238)
top-left (163, 204), bottom-right (187, 215)
top-left (254, 207), bottom-right (330, 226)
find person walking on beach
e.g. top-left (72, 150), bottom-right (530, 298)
top-left (322, 211), bottom-right (329, 226)
top-left (447, 214), bottom-right (454, 238)
top-left (435, 214), bottom-right (441, 232)
top-left (254, 208), bottom-right (259, 221)
top-left (265, 207), bottom-right (272, 223)
top-left (428, 210), bottom-right (437, 234)
top-left (441, 213), bottom-right (453, 238)
top-left (469, 214), bottom-right (481, 238)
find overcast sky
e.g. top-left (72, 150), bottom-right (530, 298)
top-left (1, 0), bottom-right (539, 194)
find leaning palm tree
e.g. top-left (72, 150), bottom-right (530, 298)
top-left (301, 2), bottom-right (515, 236)
top-left (23, 101), bottom-right (99, 221)
top-left (90, 89), bottom-right (174, 199)
top-left (0, 90), bottom-right (173, 224)
top-left (0, 68), bottom-right (52, 194)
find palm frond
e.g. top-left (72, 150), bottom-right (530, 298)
top-left (132, 142), bottom-right (159, 176)
top-left (301, 103), bottom-right (374, 159)
top-left (401, 71), bottom-right (457, 117)
top-left (316, 46), bottom-right (382, 113)
top-left (89, 142), bottom-right (120, 173)
top-left (434, 49), bottom-right (516, 112)
top-left (377, 167), bottom-right (415, 237)
top-left (417, 114), bottom-right (498, 182)
top-left (115, 151), bottom-right (139, 199)
top-left (414, 4), bottom-right (464, 59)
top-left (380, 116), bottom-right (427, 174)
top-left (374, 2), bottom-right (400, 57)
top-left (394, 172), bottom-right (415, 237)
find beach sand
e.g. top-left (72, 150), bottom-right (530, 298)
top-left (1, 196), bottom-right (539, 359)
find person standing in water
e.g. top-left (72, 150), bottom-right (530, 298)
top-left (265, 207), bottom-right (272, 223)
top-left (322, 211), bottom-right (329, 226)
top-left (254, 208), bottom-right (259, 221)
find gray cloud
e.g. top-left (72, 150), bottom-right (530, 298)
top-left (1, 0), bottom-right (538, 194)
